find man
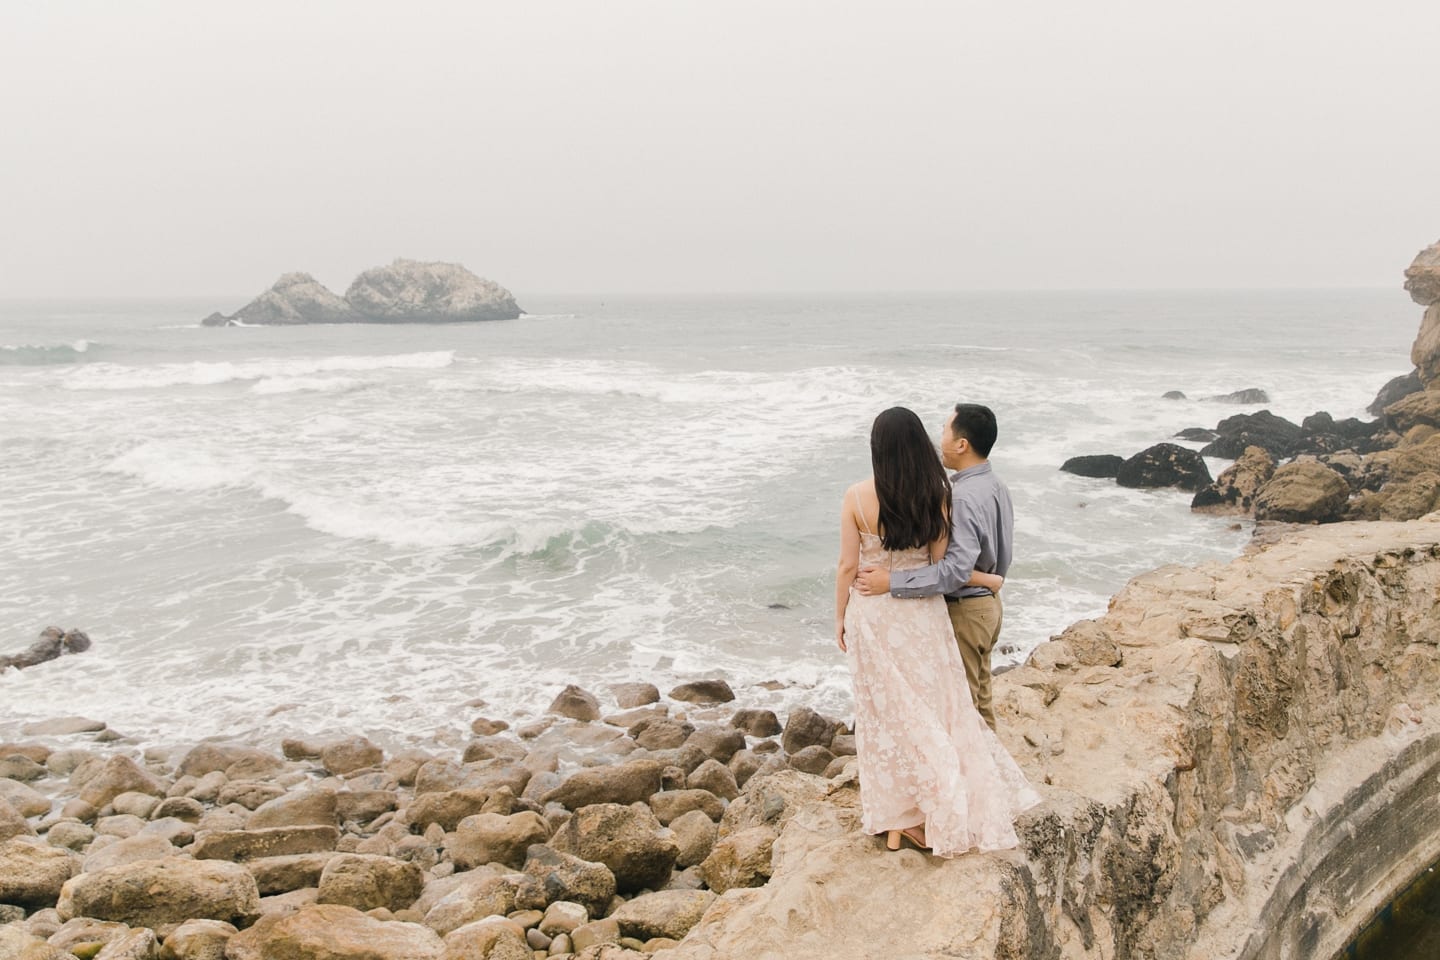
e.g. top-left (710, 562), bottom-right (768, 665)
top-left (855, 403), bottom-right (1013, 731)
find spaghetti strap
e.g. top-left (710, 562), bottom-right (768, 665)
top-left (853, 489), bottom-right (875, 536)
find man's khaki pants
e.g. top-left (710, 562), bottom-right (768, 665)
top-left (946, 594), bottom-right (1002, 731)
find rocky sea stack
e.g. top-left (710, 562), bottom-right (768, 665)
top-left (202, 260), bottom-right (522, 327)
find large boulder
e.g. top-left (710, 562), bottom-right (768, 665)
top-left (320, 736), bottom-right (383, 775)
top-left (445, 811), bottom-right (551, 869)
top-left (0, 797), bottom-right (34, 841)
top-left (1199, 411), bottom-right (1304, 460)
top-left (1384, 389), bottom-right (1440, 433)
top-left (0, 779), bottom-right (51, 817)
top-left (1060, 454), bottom-right (1124, 479)
top-left (1253, 462), bottom-right (1351, 523)
top-left (422, 873), bottom-right (523, 937)
top-left (225, 903), bottom-right (443, 960)
top-left (780, 707), bottom-right (838, 755)
top-left (608, 890), bottom-right (716, 941)
top-left (439, 917), bottom-right (531, 960)
top-left (247, 788), bottom-right (338, 829)
top-left (1191, 446), bottom-right (1275, 516)
top-left (550, 803), bottom-right (678, 894)
top-left (1368, 371), bottom-right (1424, 416)
top-left (522, 845), bottom-right (617, 917)
top-left (541, 759), bottom-right (663, 810)
top-left (1347, 472), bottom-right (1440, 522)
top-left (667, 680), bottom-right (735, 704)
top-left (1405, 238), bottom-right (1440, 306)
top-left (177, 743), bottom-right (282, 779)
top-left (547, 685), bottom-right (602, 722)
top-left (344, 259), bottom-right (521, 323)
top-left (1116, 443), bottom-right (1212, 492)
top-left (56, 858), bottom-right (260, 929)
top-left (191, 825), bottom-right (340, 861)
top-left (157, 919), bottom-right (237, 960)
top-left (403, 788), bottom-right (494, 832)
top-left (315, 854), bottom-right (424, 913)
top-left (0, 838), bottom-right (79, 907)
top-left (77, 756), bottom-right (168, 810)
top-left (698, 825), bottom-right (777, 894)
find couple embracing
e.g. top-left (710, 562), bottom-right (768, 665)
top-left (835, 403), bottom-right (1040, 857)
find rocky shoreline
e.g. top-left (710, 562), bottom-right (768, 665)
top-left (1061, 238), bottom-right (1440, 527)
top-left (0, 678), bottom-right (859, 960)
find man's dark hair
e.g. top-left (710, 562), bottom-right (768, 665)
top-left (950, 403), bottom-right (998, 458)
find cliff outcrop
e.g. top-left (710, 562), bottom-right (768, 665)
top-left (666, 518), bottom-right (1440, 960)
top-left (202, 260), bottom-right (521, 326)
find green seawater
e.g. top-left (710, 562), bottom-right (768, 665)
top-left (1344, 864), bottom-right (1440, 959)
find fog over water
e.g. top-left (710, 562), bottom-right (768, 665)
top-left (2, 1), bottom-right (1439, 299)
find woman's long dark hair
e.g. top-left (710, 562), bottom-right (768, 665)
top-left (870, 406), bottom-right (950, 551)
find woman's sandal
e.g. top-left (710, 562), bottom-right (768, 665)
top-left (885, 827), bottom-right (931, 852)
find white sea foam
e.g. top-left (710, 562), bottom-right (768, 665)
top-left (2, 290), bottom-right (1414, 751)
top-left (63, 351), bottom-right (454, 390)
top-left (251, 376), bottom-right (362, 395)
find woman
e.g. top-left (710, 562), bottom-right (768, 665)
top-left (836, 406), bottom-right (1039, 856)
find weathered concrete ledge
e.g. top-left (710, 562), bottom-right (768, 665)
top-left (666, 517), bottom-right (1440, 960)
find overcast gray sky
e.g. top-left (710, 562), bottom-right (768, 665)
top-left (3, 1), bottom-right (1437, 297)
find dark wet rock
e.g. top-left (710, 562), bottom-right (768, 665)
top-left (1161, 390), bottom-right (1187, 400)
top-left (1116, 443), bottom-right (1212, 491)
top-left (1199, 410), bottom-right (1304, 460)
top-left (0, 627), bottom-right (90, 672)
top-left (1059, 454), bottom-right (1124, 479)
top-left (1174, 427), bottom-right (1219, 442)
top-left (1369, 371), bottom-right (1424, 416)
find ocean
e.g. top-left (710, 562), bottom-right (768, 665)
top-left (0, 290), bottom-right (1417, 751)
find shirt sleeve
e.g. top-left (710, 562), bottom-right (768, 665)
top-left (890, 507), bottom-right (983, 598)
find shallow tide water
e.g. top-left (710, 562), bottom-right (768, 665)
top-left (0, 289), bottom-right (1418, 751)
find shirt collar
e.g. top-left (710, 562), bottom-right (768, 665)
top-left (951, 461), bottom-right (992, 482)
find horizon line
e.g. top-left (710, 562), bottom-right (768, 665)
top-left (0, 283), bottom-right (1405, 303)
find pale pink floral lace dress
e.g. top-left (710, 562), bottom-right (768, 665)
top-left (844, 524), bottom-right (1041, 857)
